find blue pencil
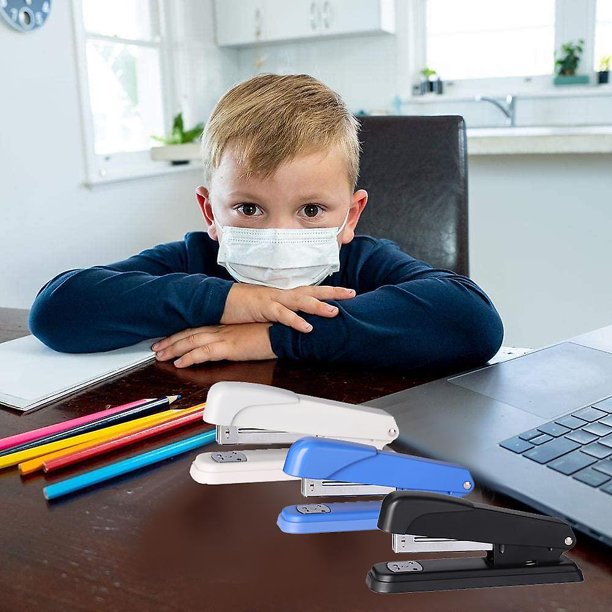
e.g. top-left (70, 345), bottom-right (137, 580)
top-left (43, 429), bottom-right (216, 501)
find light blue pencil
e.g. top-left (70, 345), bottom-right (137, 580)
top-left (43, 429), bottom-right (216, 501)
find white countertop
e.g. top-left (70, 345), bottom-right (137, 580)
top-left (467, 125), bottom-right (612, 155)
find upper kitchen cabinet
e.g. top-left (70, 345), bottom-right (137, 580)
top-left (214, 0), bottom-right (395, 47)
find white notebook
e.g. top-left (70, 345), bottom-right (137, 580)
top-left (0, 335), bottom-right (156, 412)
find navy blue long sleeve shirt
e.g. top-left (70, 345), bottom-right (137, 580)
top-left (29, 233), bottom-right (504, 370)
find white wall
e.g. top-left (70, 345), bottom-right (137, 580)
top-left (470, 154), bottom-right (612, 347)
top-left (0, 0), bottom-right (236, 310)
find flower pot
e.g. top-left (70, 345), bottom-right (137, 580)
top-left (150, 143), bottom-right (200, 163)
top-left (553, 74), bottom-right (590, 86)
top-left (597, 71), bottom-right (609, 84)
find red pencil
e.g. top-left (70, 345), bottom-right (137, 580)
top-left (42, 409), bottom-right (206, 473)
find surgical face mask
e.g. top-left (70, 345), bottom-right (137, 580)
top-left (215, 211), bottom-right (350, 289)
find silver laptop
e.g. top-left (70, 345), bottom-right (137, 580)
top-left (366, 325), bottom-right (612, 546)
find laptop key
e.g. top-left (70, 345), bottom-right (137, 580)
top-left (593, 397), bottom-right (612, 413)
top-left (547, 451), bottom-right (597, 475)
top-left (523, 437), bottom-right (580, 464)
top-left (598, 414), bottom-right (612, 427)
top-left (582, 443), bottom-right (612, 459)
top-left (500, 436), bottom-right (534, 454)
top-left (530, 434), bottom-right (553, 445)
top-left (573, 467), bottom-right (611, 487)
top-left (564, 429), bottom-right (598, 445)
top-left (592, 458), bottom-right (612, 477)
top-left (582, 422), bottom-right (612, 437)
top-left (573, 406), bottom-right (607, 422)
top-left (518, 428), bottom-right (543, 441)
top-left (555, 415), bottom-right (587, 430)
top-left (599, 433), bottom-right (612, 448)
top-left (601, 481), bottom-right (612, 495)
top-left (537, 422), bottom-right (570, 437)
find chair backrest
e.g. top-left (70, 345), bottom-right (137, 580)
top-left (355, 115), bottom-right (469, 276)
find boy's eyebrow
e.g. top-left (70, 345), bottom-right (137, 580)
top-left (227, 191), bottom-right (262, 200)
top-left (227, 191), bottom-right (332, 202)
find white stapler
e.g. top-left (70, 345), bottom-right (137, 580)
top-left (189, 381), bottom-right (399, 485)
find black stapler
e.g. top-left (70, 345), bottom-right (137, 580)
top-left (367, 491), bottom-right (584, 593)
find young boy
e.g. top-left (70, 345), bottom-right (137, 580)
top-left (30, 73), bottom-right (503, 371)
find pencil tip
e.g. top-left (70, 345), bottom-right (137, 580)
top-left (168, 395), bottom-right (181, 404)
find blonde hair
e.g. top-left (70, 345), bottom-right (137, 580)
top-left (201, 73), bottom-right (360, 188)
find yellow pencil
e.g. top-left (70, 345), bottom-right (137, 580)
top-left (18, 403), bottom-right (206, 475)
top-left (0, 404), bottom-right (205, 471)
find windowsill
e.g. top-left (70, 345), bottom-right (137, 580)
top-left (467, 125), bottom-right (612, 155)
top-left (404, 84), bottom-right (612, 104)
top-left (84, 162), bottom-right (201, 189)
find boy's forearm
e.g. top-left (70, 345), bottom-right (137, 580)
top-left (29, 268), bottom-right (233, 353)
top-left (269, 278), bottom-right (504, 370)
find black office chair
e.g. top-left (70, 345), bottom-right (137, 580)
top-left (355, 115), bottom-right (469, 276)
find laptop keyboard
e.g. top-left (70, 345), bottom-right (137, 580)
top-left (500, 396), bottom-right (612, 495)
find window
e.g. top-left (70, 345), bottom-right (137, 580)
top-left (425, 0), bottom-right (556, 80)
top-left (73, 0), bottom-right (178, 184)
top-left (594, 0), bottom-right (612, 70)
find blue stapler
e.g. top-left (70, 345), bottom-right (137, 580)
top-left (277, 437), bottom-right (479, 552)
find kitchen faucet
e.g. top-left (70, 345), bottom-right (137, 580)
top-left (475, 94), bottom-right (516, 127)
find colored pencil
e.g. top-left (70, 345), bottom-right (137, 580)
top-left (18, 404), bottom-right (206, 475)
top-left (43, 408), bottom-right (206, 473)
top-left (0, 395), bottom-right (180, 457)
top-left (0, 405), bottom-right (189, 470)
top-left (43, 429), bottom-right (216, 501)
top-left (0, 398), bottom-right (154, 452)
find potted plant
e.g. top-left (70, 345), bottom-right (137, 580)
top-left (151, 112), bottom-right (204, 165)
top-left (597, 55), bottom-right (610, 85)
top-left (553, 39), bottom-right (589, 85)
top-left (419, 67), bottom-right (442, 94)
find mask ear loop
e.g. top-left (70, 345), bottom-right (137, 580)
top-left (335, 209), bottom-right (351, 236)
top-left (211, 203), bottom-right (226, 240)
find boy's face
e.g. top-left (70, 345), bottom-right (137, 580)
top-left (196, 145), bottom-right (367, 246)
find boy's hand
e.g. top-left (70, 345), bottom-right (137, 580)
top-left (220, 283), bottom-right (356, 333)
top-left (152, 322), bottom-right (277, 368)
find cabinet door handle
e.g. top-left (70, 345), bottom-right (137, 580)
top-left (310, 2), bottom-right (318, 30)
top-left (322, 1), bottom-right (331, 29)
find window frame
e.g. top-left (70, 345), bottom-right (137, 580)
top-left (409, 0), bottom-right (599, 98)
top-left (71, 0), bottom-right (189, 187)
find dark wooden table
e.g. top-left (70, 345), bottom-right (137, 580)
top-left (0, 308), bottom-right (610, 612)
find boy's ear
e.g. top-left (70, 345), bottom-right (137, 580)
top-left (196, 186), bottom-right (219, 241)
top-left (340, 189), bottom-right (368, 245)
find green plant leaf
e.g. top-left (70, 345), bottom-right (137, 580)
top-left (181, 124), bottom-right (204, 143)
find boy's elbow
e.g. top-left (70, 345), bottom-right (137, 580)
top-left (29, 286), bottom-right (103, 353)
top-left (467, 303), bottom-right (504, 364)
top-left (29, 294), bottom-right (80, 352)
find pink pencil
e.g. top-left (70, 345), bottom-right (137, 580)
top-left (0, 398), bottom-right (154, 452)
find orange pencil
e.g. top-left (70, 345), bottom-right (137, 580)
top-left (43, 409), bottom-right (206, 473)
top-left (17, 403), bottom-right (205, 474)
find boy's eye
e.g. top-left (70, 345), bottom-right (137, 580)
top-left (302, 204), bottom-right (322, 218)
top-left (237, 203), bottom-right (261, 216)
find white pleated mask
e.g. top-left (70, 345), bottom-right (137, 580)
top-left (216, 212), bottom-right (349, 289)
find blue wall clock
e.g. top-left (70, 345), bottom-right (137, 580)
top-left (1, 0), bottom-right (52, 33)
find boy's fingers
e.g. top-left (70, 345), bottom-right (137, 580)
top-left (272, 305), bottom-right (313, 333)
top-left (152, 328), bottom-right (194, 350)
top-left (300, 286), bottom-right (355, 300)
top-left (155, 331), bottom-right (220, 361)
top-left (290, 295), bottom-right (339, 318)
top-left (174, 342), bottom-right (225, 368)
